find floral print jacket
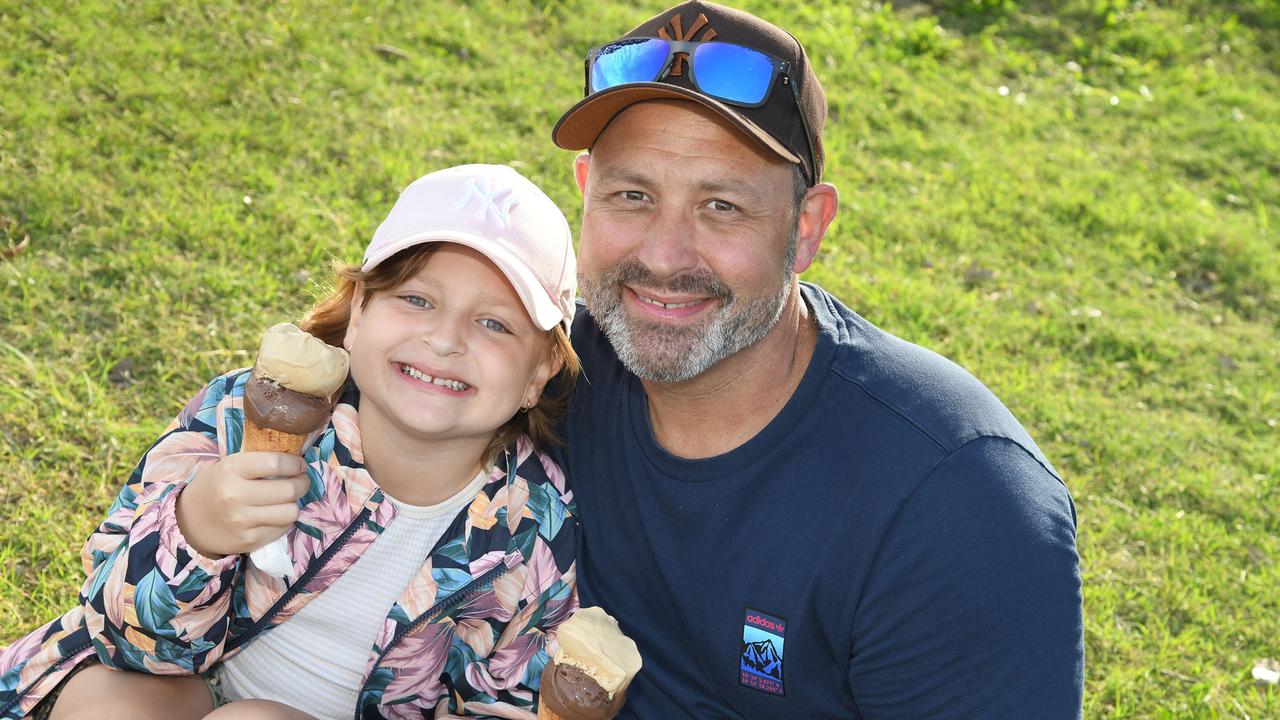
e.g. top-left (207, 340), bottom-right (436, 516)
top-left (0, 370), bottom-right (578, 719)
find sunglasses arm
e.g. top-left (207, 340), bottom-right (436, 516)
top-left (784, 73), bottom-right (817, 186)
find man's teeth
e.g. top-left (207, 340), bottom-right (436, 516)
top-left (400, 364), bottom-right (469, 391)
top-left (638, 295), bottom-right (699, 309)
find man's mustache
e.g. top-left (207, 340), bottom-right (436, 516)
top-left (601, 261), bottom-right (733, 301)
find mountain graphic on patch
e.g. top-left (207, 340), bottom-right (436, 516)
top-left (742, 639), bottom-right (783, 679)
top-left (740, 609), bottom-right (786, 696)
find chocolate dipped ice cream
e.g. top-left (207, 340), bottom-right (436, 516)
top-left (242, 323), bottom-right (349, 454)
top-left (538, 607), bottom-right (642, 720)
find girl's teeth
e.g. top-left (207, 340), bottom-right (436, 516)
top-left (434, 377), bottom-right (467, 391)
top-left (400, 364), bottom-right (469, 391)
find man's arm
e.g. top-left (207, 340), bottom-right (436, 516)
top-left (849, 435), bottom-right (1083, 719)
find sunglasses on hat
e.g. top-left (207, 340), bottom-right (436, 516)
top-left (584, 37), bottom-right (816, 177)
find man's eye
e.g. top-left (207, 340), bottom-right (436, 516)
top-left (709, 199), bottom-right (736, 212)
top-left (622, 190), bottom-right (647, 202)
top-left (480, 318), bottom-right (509, 334)
top-left (401, 295), bottom-right (431, 308)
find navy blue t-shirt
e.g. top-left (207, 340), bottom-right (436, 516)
top-left (558, 284), bottom-right (1083, 719)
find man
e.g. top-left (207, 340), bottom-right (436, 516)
top-left (551, 2), bottom-right (1084, 718)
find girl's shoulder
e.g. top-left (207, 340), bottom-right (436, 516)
top-left (489, 436), bottom-right (578, 553)
top-left (188, 367), bottom-right (252, 401)
top-left (503, 436), bottom-right (570, 495)
top-left (496, 435), bottom-right (576, 528)
top-left (173, 368), bottom-right (252, 430)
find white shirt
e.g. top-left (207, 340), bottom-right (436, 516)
top-left (216, 472), bottom-right (488, 718)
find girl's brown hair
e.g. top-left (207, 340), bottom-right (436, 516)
top-left (301, 243), bottom-right (581, 464)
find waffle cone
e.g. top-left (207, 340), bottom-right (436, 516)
top-left (243, 417), bottom-right (308, 454)
top-left (536, 703), bottom-right (567, 720)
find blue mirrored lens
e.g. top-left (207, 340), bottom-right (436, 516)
top-left (591, 39), bottom-right (671, 93)
top-left (693, 43), bottom-right (774, 105)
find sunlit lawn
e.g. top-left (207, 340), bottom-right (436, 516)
top-left (2, 1), bottom-right (1277, 716)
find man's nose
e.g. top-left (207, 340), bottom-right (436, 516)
top-left (633, 205), bottom-right (699, 280)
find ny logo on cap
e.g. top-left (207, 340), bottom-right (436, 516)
top-left (457, 177), bottom-right (518, 228)
top-left (657, 12), bottom-right (716, 76)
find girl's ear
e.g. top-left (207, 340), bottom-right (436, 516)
top-left (522, 340), bottom-right (565, 410)
top-left (344, 282), bottom-right (364, 352)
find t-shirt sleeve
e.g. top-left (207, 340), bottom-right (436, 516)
top-left (849, 435), bottom-right (1083, 719)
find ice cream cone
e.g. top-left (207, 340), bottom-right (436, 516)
top-left (536, 703), bottom-right (566, 720)
top-left (241, 323), bottom-right (349, 457)
top-left (537, 608), bottom-right (641, 720)
top-left (243, 417), bottom-right (308, 454)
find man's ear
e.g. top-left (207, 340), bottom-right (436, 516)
top-left (344, 282), bottom-right (365, 352)
top-left (573, 151), bottom-right (591, 195)
top-left (792, 182), bottom-right (839, 274)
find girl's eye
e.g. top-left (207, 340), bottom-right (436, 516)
top-left (401, 294), bottom-right (432, 308)
top-left (480, 318), bottom-right (509, 334)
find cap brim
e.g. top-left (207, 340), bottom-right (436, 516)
top-left (552, 83), bottom-right (801, 165)
top-left (361, 232), bottom-right (568, 332)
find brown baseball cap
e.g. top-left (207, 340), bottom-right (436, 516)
top-left (552, 0), bottom-right (826, 185)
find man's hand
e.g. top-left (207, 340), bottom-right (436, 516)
top-left (176, 452), bottom-right (310, 559)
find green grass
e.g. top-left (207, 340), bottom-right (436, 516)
top-left (1, 0), bottom-right (1277, 716)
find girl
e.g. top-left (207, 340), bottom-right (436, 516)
top-left (0, 164), bottom-right (582, 719)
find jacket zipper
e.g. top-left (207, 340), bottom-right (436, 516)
top-left (352, 562), bottom-right (511, 720)
top-left (226, 506), bottom-right (372, 653)
top-left (1, 641), bottom-right (93, 717)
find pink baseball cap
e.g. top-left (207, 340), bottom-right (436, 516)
top-left (362, 164), bottom-right (576, 333)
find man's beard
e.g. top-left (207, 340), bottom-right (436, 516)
top-left (579, 242), bottom-right (796, 383)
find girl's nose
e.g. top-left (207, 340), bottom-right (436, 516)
top-left (423, 317), bottom-right (466, 356)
